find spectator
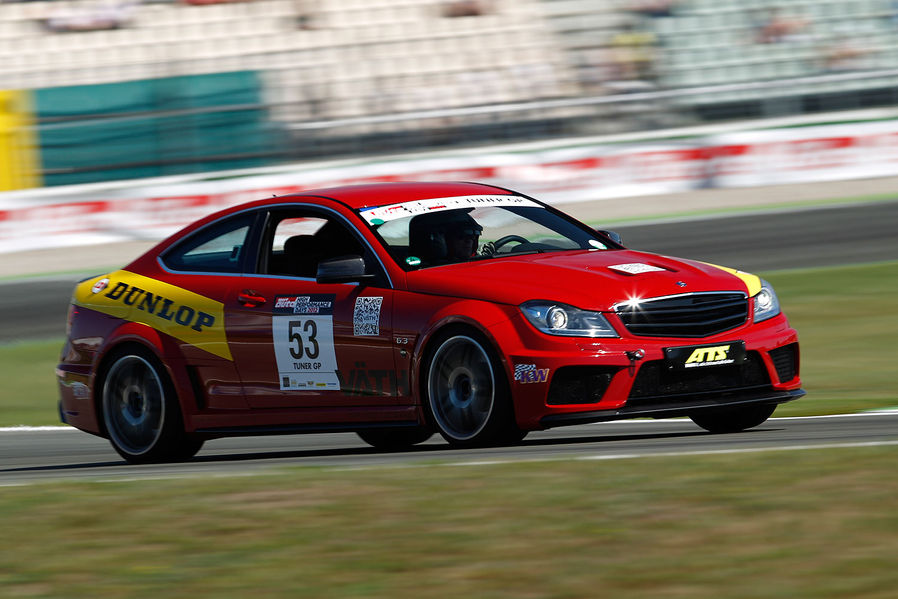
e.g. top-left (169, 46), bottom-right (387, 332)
top-left (442, 1), bottom-right (488, 18)
top-left (755, 8), bottom-right (808, 44)
top-left (610, 22), bottom-right (656, 81)
top-left (822, 35), bottom-right (872, 72)
top-left (40, 0), bottom-right (134, 32)
top-left (629, 0), bottom-right (678, 19)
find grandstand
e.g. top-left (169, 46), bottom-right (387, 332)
top-left (0, 0), bottom-right (575, 111)
top-left (2, 0), bottom-right (898, 186)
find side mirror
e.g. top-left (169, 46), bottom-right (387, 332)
top-left (316, 255), bottom-right (376, 284)
top-left (596, 229), bottom-right (623, 246)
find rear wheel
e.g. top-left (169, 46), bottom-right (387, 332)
top-left (689, 404), bottom-right (777, 434)
top-left (101, 347), bottom-right (203, 463)
top-left (424, 331), bottom-right (523, 447)
top-left (356, 426), bottom-right (433, 450)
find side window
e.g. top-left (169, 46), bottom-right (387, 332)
top-left (262, 208), bottom-right (385, 285)
top-left (265, 215), bottom-right (329, 278)
top-left (162, 213), bottom-right (256, 273)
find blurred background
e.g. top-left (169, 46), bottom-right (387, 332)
top-left (2, 0), bottom-right (898, 188)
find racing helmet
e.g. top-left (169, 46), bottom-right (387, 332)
top-left (409, 209), bottom-right (483, 262)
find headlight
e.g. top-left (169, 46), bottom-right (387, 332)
top-left (520, 301), bottom-right (618, 337)
top-left (753, 279), bottom-right (781, 323)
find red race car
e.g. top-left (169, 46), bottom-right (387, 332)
top-left (57, 182), bottom-right (803, 462)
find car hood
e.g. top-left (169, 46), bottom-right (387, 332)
top-left (404, 249), bottom-right (762, 310)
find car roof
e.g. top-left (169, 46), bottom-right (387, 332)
top-left (270, 181), bottom-right (517, 211)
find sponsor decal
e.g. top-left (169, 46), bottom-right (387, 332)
top-left (664, 342), bottom-right (746, 369)
top-left (71, 382), bottom-right (89, 399)
top-left (272, 294), bottom-right (339, 390)
top-left (359, 195), bottom-right (540, 224)
top-left (336, 361), bottom-right (410, 397)
top-left (73, 271), bottom-right (231, 360)
top-left (514, 363), bottom-right (550, 384)
top-left (91, 278), bottom-right (109, 294)
top-left (608, 263), bottom-right (666, 275)
top-left (684, 345), bottom-right (735, 367)
top-left (353, 296), bottom-right (383, 336)
top-left (274, 295), bottom-right (334, 314)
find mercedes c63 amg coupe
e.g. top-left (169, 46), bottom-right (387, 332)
top-left (57, 181), bottom-right (803, 462)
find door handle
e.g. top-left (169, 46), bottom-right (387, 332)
top-left (237, 290), bottom-right (266, 307)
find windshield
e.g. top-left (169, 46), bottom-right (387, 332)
top-left (359, 195), bottom-right (611, 269)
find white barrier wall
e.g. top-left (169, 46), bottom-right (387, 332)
top-left (3, 119), bottom-right (898, 254)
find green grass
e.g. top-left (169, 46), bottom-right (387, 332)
top-left (2, 261), bottom-right (897, 427)
top-left (3, 448), bottom-right (898, 598)
top-left (767, 261), bottom-right (898, 416)
top-left (0, 339), bottom-right (63, 426)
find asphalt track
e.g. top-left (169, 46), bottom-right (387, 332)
top-left (3, 414), bottom-right (898, 486)
top-left (2, 199), bottom-right (897, 483)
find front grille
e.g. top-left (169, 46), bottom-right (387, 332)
top-left (628, 351), bottom-right (770, 401)
top-left (769, 343), bottom-right (798, 383)
top-left (547, 366), bottom-right (619, 405)
top-left (615, 292), bottom-right (748, 338)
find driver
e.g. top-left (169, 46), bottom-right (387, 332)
top-left (409, 210), bottom-right (483, 264)
top-left (444, 215), bottom-right (482, 260)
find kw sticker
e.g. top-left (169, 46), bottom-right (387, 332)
top-left (514, 363), bottom-right (550, 384)
top-left (684, 345), bottom-right (733, 368)
top-left (73, 270), bottom-right (231, 360)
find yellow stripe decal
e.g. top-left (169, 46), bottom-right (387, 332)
top-left (698, 262), bottom-right (762, 297)
top-left (73, 270), bottom-right (232, 360)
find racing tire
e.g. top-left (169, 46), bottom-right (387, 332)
top-left (689, 403), bottom-right (777, 434)
top-left (356, 426), bottom-right (433, 451)
top-left (423, 330), bottom-right (522, 448)
top-left (100, 346), bottom-right (204, 464)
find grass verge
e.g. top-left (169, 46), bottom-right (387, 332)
top-left (0, 339), bottom-right (63, 426)
top-left (3, 447), bottom-right (898, 598)
top-left (2, 261), bottom-right (897, 427)
top-left (767, 261), bottom-right (898, 416)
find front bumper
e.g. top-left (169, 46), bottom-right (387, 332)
top-left (541, 388), bottom-right (805, 427)
top-left (491, 312), bottom-right (803, 430)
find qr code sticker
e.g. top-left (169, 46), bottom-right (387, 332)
top-left (353, 296), bottom-right (384, 336)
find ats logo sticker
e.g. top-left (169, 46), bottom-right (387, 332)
top-left (685, 345), bottom-right (734, 368)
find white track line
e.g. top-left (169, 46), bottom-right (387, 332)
top-left (2, 411), bottom-right (898, 434)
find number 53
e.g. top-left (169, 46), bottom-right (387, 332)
top-left (288, 319), bottom-right (320, 359)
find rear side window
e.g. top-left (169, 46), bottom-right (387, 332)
top-left (162, 213), bottom-right (256, 273)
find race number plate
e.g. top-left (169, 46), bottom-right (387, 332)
top-left (664, 341), bottom-right (746, 369)
top-left (272, 294), bottom-right (339, 390)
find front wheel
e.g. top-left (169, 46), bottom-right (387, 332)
top-left (689, 404), bottom-right (777, 434)
top-left (424, 332), bottom-right (521, 447)
top-left (101, 347), bottom-right (203, 463)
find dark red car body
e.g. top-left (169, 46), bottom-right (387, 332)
top-left (57, 182), bottom-right (803, 462)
